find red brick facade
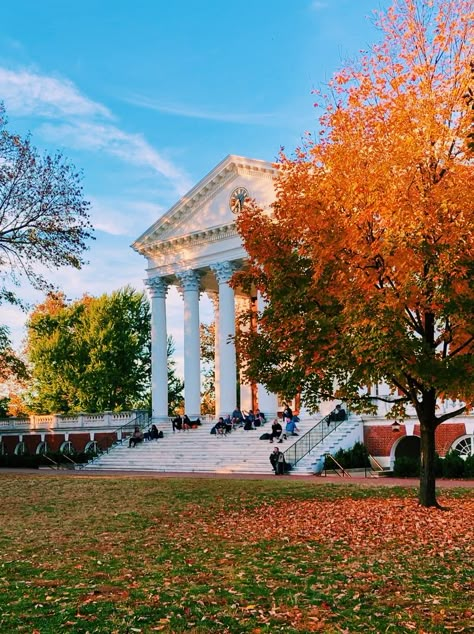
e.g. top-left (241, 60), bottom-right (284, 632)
top-left (0, 431), bottom-right (118, 455)
top-left (364, 421), bottom-right (469, 459)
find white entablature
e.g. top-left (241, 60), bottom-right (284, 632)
top-left (132, 155), bottom-right (279, 420)
top-left (132, 155), bottom-right (277, 285)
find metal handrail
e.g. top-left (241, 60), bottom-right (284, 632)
top-left (365, 454), bottom-right (392, 478)
top-left (324, 452), bottom-right (352, 478)
top-left (283, 411), bottom-right (348, 467)
top-left (113, 410), bottom-right (149, 440)
top-left (41, 454), bottom-right (60, 470)
top-left (61, 453), bottom-right (77, 468)
top-left (368, 454), bottom-right (384, 471)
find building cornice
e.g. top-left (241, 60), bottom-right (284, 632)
top-left (138, 223), bottom-right (240, 258)
top-left (132, 155), bottom-right (277, 255)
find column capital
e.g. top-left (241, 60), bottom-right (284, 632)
top-left (177, 269), bottom-right (201, 292)
top-left (211, 261), bottom-right (236, 285)
top-left (145, 276), bottom-right (169, 299)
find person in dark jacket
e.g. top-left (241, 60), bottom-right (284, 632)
top-left (269, 447), bottom-right (286, 475)
top-left (327, 404), bottom-right (347, 426)
top-left (269, 419), bottom-right (283, 443)
top-left (128, 426), bottom-right (144, 448)
top-left (172, 415), bottom-right (182, 432)
top-left (282, 403), bottom-right (293, 421)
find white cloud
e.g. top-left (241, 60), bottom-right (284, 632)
top-left (88, 197), bottom-right (165, 237)
top-left (38, 120), bottom-right (192, 195)
top-left (126, 94), bottom-right (279, 126)
top-left (0, 66), bottom-right (191, 195)
top-left (0, 67), bottom-right (111, 119)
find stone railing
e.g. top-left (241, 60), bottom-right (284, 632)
top-left (0, 411), bottom-right (144, 432)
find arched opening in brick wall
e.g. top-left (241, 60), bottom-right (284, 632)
top-left (391, 435), bottom-right (420, 467)
top-left (84, 440), bottom-right (99, 454)
top-left (59, 441), bottom-right (75, 456)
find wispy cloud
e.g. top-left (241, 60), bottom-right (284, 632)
top-left (0, 67), bottom-right (111, 119)
top-left (126, 93), bottom-right (278, 126)
top-left (88, 196), bottom-right (165, 237)
top-left (39, 120), bottom-right (192, 195)
top-left (0, 66), bottom-right (191, 195)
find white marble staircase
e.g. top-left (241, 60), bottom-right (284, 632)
top-left (80, 417), bottom-right (320, 474)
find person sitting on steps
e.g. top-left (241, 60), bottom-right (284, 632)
top-left (183, 414), bottom-right (192, 430)
top-left (223, 415), bottom-right (232, 434)
top-left (215, 417), bottom-right (226, 436)
top-left (172, 415), bottom-right (182, 432)
top-left (327, 404), bottom-right (347, 426)
top-left (269, 446), bottom-right (286, 475)
top-left (128, 426), bottom-right (144, 448)
top-left (269, 419), bottom-right (283, 443)
top-left (285, 416), bottom-right (300, 436)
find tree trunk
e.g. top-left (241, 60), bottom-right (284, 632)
top-left (418, 421), bottom-right (439, 507)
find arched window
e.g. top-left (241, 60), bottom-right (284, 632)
top-left (451, 435), bottom-right (474, 460)
top-left (36, 441), bottom-right (47, 455)
top-left (84, 440), bottom-right (99, 454)
top-left (59, 441), bottom-right (75, 455)
top-left (14, 441), bottom-right (27, 456)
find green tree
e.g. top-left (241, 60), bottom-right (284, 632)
top-left (25, 288), bottom-right (183, 415)
top-left (0, 325), bottom-right (27, 384)
top-left (26, 288), bottom-right (151, 413)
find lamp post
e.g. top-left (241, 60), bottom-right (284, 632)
top-left (391, 420), bottom-right (401, 433)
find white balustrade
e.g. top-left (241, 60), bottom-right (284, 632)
top-left (0, 411), bottom-right (143, 433)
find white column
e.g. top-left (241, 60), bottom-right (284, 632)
top-left (207, 291), bottom-right (220, 417)
top-left (178, 270), bottom-right (201, 418)
top-left (257, 291), bottom-right (279, 418)
top-left (211, 262), bottom-right (236, 416)
top-left (145, 277), bottom-right (169, 420)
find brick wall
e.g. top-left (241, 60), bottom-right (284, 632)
top-left (364, 425), bottom-right (400, 456)
top-left (435, 423), bottom-right (467, 457)
top-left (364, 421), bottom-right (469, 458)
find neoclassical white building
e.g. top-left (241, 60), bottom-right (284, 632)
top-left (133, 155), bottom-right (280, 421)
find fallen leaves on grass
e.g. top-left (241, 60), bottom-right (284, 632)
top-left (199, 496), bottom-right (474, 554)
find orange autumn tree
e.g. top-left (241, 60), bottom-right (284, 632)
top-left (234, 0), bottom-right (474, 508)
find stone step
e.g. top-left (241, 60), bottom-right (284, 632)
top-left (82, 416), bottom-right (362, 475)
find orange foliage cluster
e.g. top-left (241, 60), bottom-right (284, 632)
top-left (275, 0), bottom-right (474, 320)
top-left (235, 0), bottom-right (474, 428)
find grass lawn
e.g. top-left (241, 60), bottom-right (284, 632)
top-left (0, 474), bottom-right (472, 633)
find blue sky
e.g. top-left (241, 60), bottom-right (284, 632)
top-left (0, 0), bottom-right (389, 374)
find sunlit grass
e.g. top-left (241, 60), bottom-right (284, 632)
top-left (0, 474), bottom-right (472, 633)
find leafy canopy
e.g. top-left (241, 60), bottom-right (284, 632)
top-left (0, 102), bottom-right (92, 385)
top-left (234, 0), bottom-right (474, 425)
top-left (26, 288), bottom-right (152, 413)
top-left (0, 103), bottom-right (92, 293)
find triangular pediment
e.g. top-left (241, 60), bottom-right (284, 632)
top-left (132, 155), bottom-right (277, 256)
